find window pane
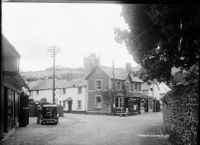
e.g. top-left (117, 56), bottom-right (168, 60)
top-left (96, 80), bottom-right (102, 89)
top-left (126, 82), bottom-right (130, 91)
top-left (78, 100), bottom-right (81, 108)
top-left (63, 88), bottom-right (66, 94)
top-left (115, 98), bottom-right (119, 107)
top-left (135, 83), bottom-right (137, 91)
top-left (138, 84), bottom-right (141, 91)
top-left (78, 87), bottom-right (82, 94)
top-left (116, 81), bottom-right (121, 90)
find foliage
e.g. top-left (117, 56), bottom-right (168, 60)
top-left (115, 4), bottom-right (200, 82)
top-left (134, 67), bottom-right (148, 81)
top-left (162, 62), bottom-right (199, 145)
top-left (162, 62), bottom-right (199, 103)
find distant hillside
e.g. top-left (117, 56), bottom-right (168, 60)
top-left (21, 66), bottom-right (84, 82)
top-left (21, 65), bottom-right (143, 82)
top-left (44, 65), bottom-right (83, 71)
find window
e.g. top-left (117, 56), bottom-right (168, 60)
top-left (115, 97), bottom-right (123, 108)
top-left (36, 90), bottom-right (39, 95)
top-left (133, 83), bottom-right (141, 91)
top-left (116, 81), bottom-right (121, 90)
top-left (138, 83), bottom-right (141, 91)
top-left (134, 83), bottom-right (137, 91)
top-left (78, 87), bottom-right (82, 94)
top-left (77, 100), bottom-right (82, 108)
top-left (126, 81), bottom-right (130, 91)
top-left (95, 80), bottom-right (102, 90)
top-left (62, 88), bottom-right (66, 94)
top-left (95, 96), bottom-right (102, 108)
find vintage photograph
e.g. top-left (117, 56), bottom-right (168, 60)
top-left (1, 1), bottom-right (199, 145)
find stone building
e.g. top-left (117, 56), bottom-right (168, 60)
top-left (1, 35), bottom-right (29, 139)
top-left (84, 54), bottom-right (152, 115)
top-left (28, 78), bottom-right (87, 113)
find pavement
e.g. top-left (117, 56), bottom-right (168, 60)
top-left (0, 112), bottom-right (171, 145)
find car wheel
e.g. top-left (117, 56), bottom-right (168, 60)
top-left (54, 121), bottom-right (58, 125)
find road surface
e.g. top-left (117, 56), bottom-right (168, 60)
top-left (1, 112), bottom-right (170, 145)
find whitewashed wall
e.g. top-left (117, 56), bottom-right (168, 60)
top-left (61, 87), bottom-right (87, 112)
top-left (30, 86), bottom-right (87, 112)
top-left (30, 89), bottom-right (61, 104)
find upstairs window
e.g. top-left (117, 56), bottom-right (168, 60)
top-left (138, 83), bottom-right (141, 91)
top-left (133, 83), bottom-right (141, 91)
top-left (63, 88), bottom-right (66, 94)
top-left (134, 83), bottom-right (137, 91)
top-left (36, 90), bottom-right (39, 95)
top-left (95, 80), bottom-right (102, 90)
top-left (78, 87), bottom-right (82, 94)
top-left (116, 81), bottom-right (121, 90)
top-left (126, 81), bottom-right (130, 91)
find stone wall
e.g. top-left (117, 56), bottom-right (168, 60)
top-left (87, 91), bottom-right (111, 113)
top-left (162, 64), bottom-right (199, 145)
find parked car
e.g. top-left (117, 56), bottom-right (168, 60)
top-left (41, 104), bottom-right (59, 125)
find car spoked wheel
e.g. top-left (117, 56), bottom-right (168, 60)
top-left (42, 121), bottom-right (45, 125)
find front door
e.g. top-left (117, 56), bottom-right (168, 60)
top-left (68, 100), bottom-right (72, 113)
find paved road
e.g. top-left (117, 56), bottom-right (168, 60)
top-left (1, 112), bottom-right (170, 145)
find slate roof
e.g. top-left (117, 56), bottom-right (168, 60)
top-left (130, 75), bottom-right (143, 83)
top-left (141, 82), bottom-right (171, 93)
top-left (28, 78), bottom-right (87, 90)
top-left (2, 72), bottom-right (29, 91)
top-left (85, 65), bottom-right (143, 82)
top-left (99, 65), bottom-right (128, 80)
top-left (2, 35), bottom-right (21, 58)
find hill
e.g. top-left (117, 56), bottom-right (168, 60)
top-left (21, 66), bottom-right (84, 82)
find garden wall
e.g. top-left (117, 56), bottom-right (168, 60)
top-left (162, 64), bottom-right (199, 145)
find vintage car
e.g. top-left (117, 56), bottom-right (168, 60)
top-left (41, 104), bottom-right (59, 125)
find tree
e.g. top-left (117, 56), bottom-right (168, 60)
top-left (115, 4), bottom-right (200, 82)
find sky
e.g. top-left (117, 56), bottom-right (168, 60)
top-left (2, 2), bottom-right (137, 72)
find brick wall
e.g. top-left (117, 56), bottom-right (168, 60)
top-left (87, 67), bottom-right (111, 113)
top-left (87, 91), bottom-right (111, 113)
top-left (162, 66), bottom-right (199, 145)
top-left (87, 68), bottom-right (110, 90)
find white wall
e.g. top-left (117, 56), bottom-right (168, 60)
top-left (30, 86), bottom-right (87, 112)
top-left (62, 87), bottom-right (87, 112)
top-left (30, 89), bottom-right (61, 104)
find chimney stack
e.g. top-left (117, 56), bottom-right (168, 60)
top-left (83, 53), bottom-right (100, 78)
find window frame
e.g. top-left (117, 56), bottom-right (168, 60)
top-left (78, 87), bottom-right (82, 94)
top-left (95, 79), bottom-right (103, 90)
top-left (36, 90), bottom-right (39, 95)
top-left (138, 83), bottom-right (141, 91)
top-left (62, 88), bottom-right (66, 95)
top-left (134, 83), bottom-right (137, 91)
top-left (114, 97), bottom-right (124, 108)
top-left (116, 81), bottom-right (122, 90)
top-left (125, 81), bottom-right (130, 91)
top-left (77, 100), bottom-right (82, 108)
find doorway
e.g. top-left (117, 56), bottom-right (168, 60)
top-left (68, 100), bottom-right (72, 113)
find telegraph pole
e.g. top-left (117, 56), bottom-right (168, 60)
top-left (48, 46), bottom-right (61, 104)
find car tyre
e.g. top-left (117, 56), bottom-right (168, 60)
top-left (42, 121), bottom-right (45, 125)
